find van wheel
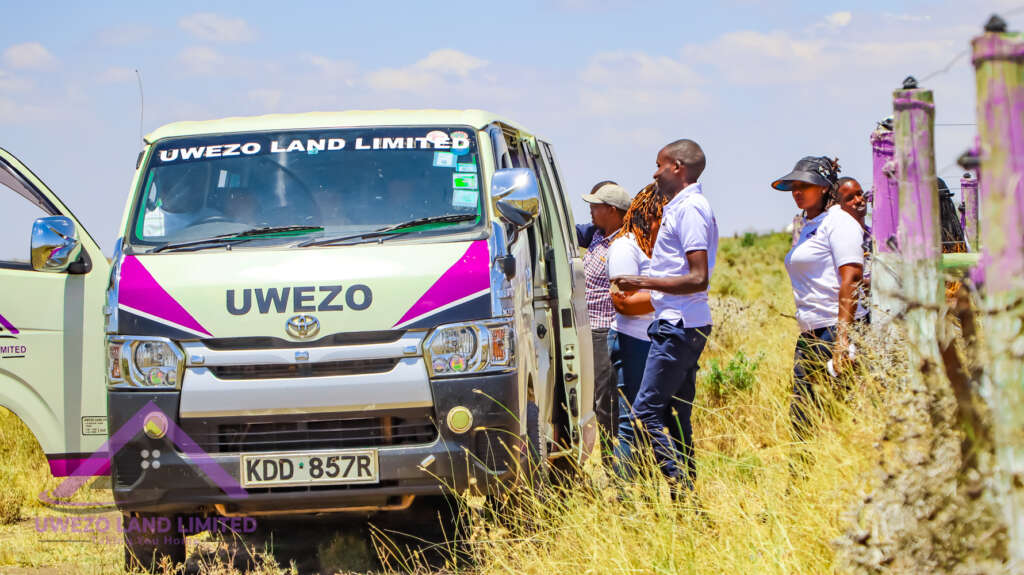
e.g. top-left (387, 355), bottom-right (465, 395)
top-left (122, 512), bottom-right (186, 572)
top-left (522, 401), bottom-right (549, 491)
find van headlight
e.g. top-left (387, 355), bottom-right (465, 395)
top-left (424, 319), bottom-right (515, 377)
top-left (106, 336), bottom-right (185, 389)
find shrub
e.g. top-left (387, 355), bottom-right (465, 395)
top-left (704, 349), bottom-right (763, 402)
top-left (742, 232), bottom-right (757, 247)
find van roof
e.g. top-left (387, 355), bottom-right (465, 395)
top-left (145, 109), bottom-right (531, 142)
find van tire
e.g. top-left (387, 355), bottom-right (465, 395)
top-left (523, 401), bottom-right (548, 490)
top-left (122, 512), bottom-right (186, 572)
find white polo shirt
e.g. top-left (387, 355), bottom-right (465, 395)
top-left (649, 182), bottom-right (718, 327)
top-left (607, 233), bottom-right (654, 341)
top-left (784, 205), bottom-right (865, 332)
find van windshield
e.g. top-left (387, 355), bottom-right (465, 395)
top-left (129, 127), bottom-right (483, 250)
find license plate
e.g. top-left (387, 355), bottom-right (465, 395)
top-left (240, 449), bottom-right (379, 488)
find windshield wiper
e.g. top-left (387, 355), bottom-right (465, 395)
top-left (152, 225), bottom-right (323, 253)
top-left (298, 214), bottom-right (477, 248)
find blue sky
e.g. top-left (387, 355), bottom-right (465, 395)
top-left (1, 0), bottom-right (1018, 253)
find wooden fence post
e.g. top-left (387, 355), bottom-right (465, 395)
top-left (871, 125), bottom-right (899, 252)
top-left (961, 172), bottom-right (979, 250)
top-left (971, 14), bottom-right (1024, 566)
top-left (870, 123), bottom-right (903, 323)
top-left (891, 73), bottom-right (946, 425)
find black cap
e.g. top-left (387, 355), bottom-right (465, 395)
top-left (771, 156), bottom-right (838, 191)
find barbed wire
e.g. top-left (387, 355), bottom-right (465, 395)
top-left (919, 48), bottom-right (970, 83)
top-left (916, 6), bottom-right (1024, 84)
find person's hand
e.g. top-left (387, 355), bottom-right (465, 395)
top-left (832, 338), bottom-right (851, 374)
top-left (610, 289), bottom-right (628, 304)
top-left (612, 275), bottom-right (647, 292)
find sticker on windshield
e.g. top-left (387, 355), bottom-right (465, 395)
top-left (452, 189), bottom-right (479, 208)
top-left (155, 131), bottom-right (473, 165)
top-left (433, 152), bottom-right (455, 168)
top-left (456, 162), bottom-right (476, 173)
top-left (452, 173), bottom-right (478, 190)
top-left (142, 210), bottom-right (166, 237)
top-left (425, 131), bottom-right (449, 145)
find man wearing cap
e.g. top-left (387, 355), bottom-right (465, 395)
top-left (613, 139), bottom-right (717, 491)
top-left (580, 181), bottom-right (632, 454)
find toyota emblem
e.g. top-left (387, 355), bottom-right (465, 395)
top-left (285, 314), bottom-right (320, 339)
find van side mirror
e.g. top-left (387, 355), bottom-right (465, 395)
top-left (495, 254), bottom-right (516, 279)
top-left (31, 216), bottom-right (82, 273)
top-left (491, 168), bottom-right (540, 227)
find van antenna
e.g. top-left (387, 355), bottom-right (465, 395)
top-left (135, 69), bottom-right (144, 142)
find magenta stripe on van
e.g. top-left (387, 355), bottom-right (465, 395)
top-left (48, 456), bottom-right (110, 477)
top-left (119, 256), bottom-right (212, 337)
top-left (394, 240), bottom-right (490, 327)
top-left (0, 312), bottom-right (18, 335)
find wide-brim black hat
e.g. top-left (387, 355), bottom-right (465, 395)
top-left (771, 156), bottom-right (836, 191)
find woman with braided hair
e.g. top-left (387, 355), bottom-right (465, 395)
top-left (606, 183), bottom-right (669, 469)
top-left (771, 156), bottom-right (864, 438)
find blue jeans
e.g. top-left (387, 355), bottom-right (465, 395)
top-left (607, 328), bottom-right (652, 469)
top-left (632, 319), bottom-right (711, 483)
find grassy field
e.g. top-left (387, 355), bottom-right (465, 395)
top-left (0, 232), bottom-right (899, 574)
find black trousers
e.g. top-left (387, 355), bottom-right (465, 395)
top-left (591, 328), bottom-right (617, 449)
top-left (791, 325), bottom-right (837, 438)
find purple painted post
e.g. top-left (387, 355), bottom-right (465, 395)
top-left (971, 14), bottom-right (1024, 561)
top-left (961, 172), bottom-right (980, 250)
top-left (893, 82), bottom-right (942, 264)
top-left (871, 126), bottom-right (898, 252)
top-left (974, 19), bottom-right (1024, 292)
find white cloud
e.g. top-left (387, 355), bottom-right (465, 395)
top-left (99, 67), bottom-right (136, 84)
top-left (3, 42), bottom-right (56, 70)
top-left (98, 25), bottom-right (157, 46)
top-left (178, 46), bottom-right (224, 75)
top-left (179, 13), bottom-right (255, 43)
top-left (248, 88), bottom-right (282, 110)
top-left (577, 51), bottom-right (706, 117)
top-left (0, 97), bottom-right (16, 122)
top-left (301, 54), bottom-right (357, 82)
top-left (554, 0), bottom-right (618, 10)
top-left (416, 49), bottom-right (487, 77)
top-left (882, 12), bottom-right (932, 23)
top-left (367, 49), bottom-right (488, 93)
top-left (580, 51), bottom-right (700, 86)
top-left (826, 11), bottom-right (853, 28)
top-left (684, 31), bottom-right (827, 84)
top-left (0, 69), bottom-right (32, 92)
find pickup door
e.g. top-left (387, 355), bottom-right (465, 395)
top-left (0, 148), bottom-right (109, 476)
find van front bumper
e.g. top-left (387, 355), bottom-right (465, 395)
top-left (107, 371), bottom-right (521, 515)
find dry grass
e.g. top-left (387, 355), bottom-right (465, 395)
top-left (426, 232), bottom-right (898, 575)
top-left (0, 232), bottom-right (917, 573)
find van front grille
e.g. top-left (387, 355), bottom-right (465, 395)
top-left (202, 331), bottom-right (406, 350)
top-left (208, 358), bottom-right (399, 380)
top-left (179, 412), bottom-right (437, 454)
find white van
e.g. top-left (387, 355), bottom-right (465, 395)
top-left (0, 110), bottom-right (594, 569)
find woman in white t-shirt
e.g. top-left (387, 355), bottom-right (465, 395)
top-left (771, 157), bottom-right (864, 437)
top-left (606, 184), bottom-right (668, 468)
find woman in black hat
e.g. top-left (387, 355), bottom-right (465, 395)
top-left (771, 157), bottom-right (864, 437)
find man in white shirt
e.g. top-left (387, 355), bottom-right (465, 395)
top-left (613, 139), bottom-right (717, 489)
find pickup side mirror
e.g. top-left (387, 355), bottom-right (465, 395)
top-left (31, 216), bottom-right (82, 273)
